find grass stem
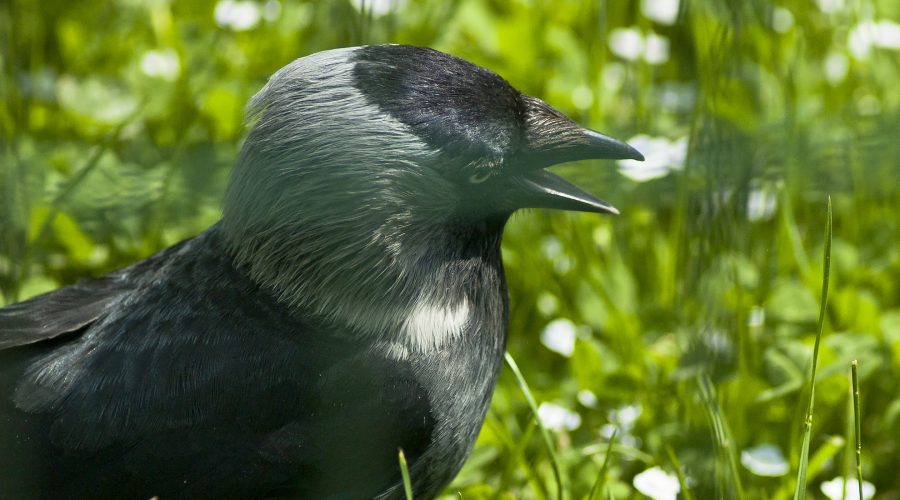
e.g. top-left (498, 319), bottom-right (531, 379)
top-left (792, 196), bottom-right (833, 500)
top-left (851, 360), bottom-right (863, 500)
top-left (588, 429), bottom-right (617, 500)
top-left (398, 448), bottom-right (413, 500)
top-left (505, 351), bottom-right (566, 500)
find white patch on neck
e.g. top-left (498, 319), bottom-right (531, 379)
top-left (400, 297), bottom-right (471, 353)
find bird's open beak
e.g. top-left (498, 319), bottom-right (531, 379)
top-left (511, 96), bottom-right (643, 214)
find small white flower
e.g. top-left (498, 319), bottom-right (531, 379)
top-left (351, 0), bottom-right (404, 17)
top-left (608, 28), bottom-right (671, 65)
top-left (823, 52), bottom-right (849, 84)
top-left (849, 20), bottom-right (900, 59)
top-left (600, 423), bottom-right (617, 439)
top-left (747, 187), bottom-right (777, 222)
top-left (609, 27), bottom-right (643, 61)
top-left (140, 49), bottom-right (180, 81)
top-left (641, 0), bottom-right (680, 25)
top-left (815, 0), bottom-right (845, 14)
top-left (577, 389), bottom-right (599, 408)
top-left (214, 0), bottom-right (261, 31)
top-left (262, 0), bottom-right (281, 21)
top-left (541, 236), bottom-right (562, 259)
top-left (820, 477), bottom-right (876, 500)
top-left (540, 319), bottom-right (577, 357)
top-left (873, 20), bottom-right (900, 49)
top-left (617, 135), bottom-right (687, 182)
top-left (610, 404), bottom-right (642, 429)
top-left (571, 85), bottom-right (594, 110)
top-left (537, 402), bottom-right (582, 432)
top-left (643, 33), bottom-right (670, 65)
top-left (633, 466), bottom-right (680, 500)
top-left (849, 23), bottom-right (875, 58)
top-left (602, 63), bottom-right (626, 91)
top-left (536, 292), bottom-right (558, 316)
top-left (747, 306), bottom-right (765, 328)
top-left (773, 7), bottom-right (794, 33)
top-left (740, 444), bottom-right (789, 477)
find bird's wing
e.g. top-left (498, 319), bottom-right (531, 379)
top-left (0, 275), bottom-right (129, 350)
top-left (0, 238), bottom-right (193, 351)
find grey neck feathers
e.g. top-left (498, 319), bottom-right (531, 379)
top-left (220, 48), bottom-right (505, 354)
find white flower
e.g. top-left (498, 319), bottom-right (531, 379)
top-left (820, 477), bottom-right (876, 500)
top-left (747, 306), bottom-right (765, 328)
top-left (773, 7), bottom-right (794, 33)
top-left (823, 52), bottom-right (849, 84)
top-left (747, 186), bottom-right (777, 222)
top-left (740, 444), bottom-right (789, 477)
top-left (849, 20), bottom-right (900, 59)
top-left (608, 28), bottom-right (671, 65)
top-left (140, 49), bottom-right (180, 81)
top-left (644, 33), bottom-right (671, 65)
top-left (571, 85), bottom-right (594, 110)
top-left (262, 0), bottom-right (281, 21)
top-left (633, 466), bottom-right (680, 500)
top-left (214, 0), bottom-right (261, 31)
top-left (602, 63), bottom-right (626, 91)
top-left (577, 389), bottom-right (599, 408)
top-left (617, 135), bottom-right (687, 182)
top-left (351, 0), bottom-right (404, 17)
top-left (536, 292), bottom-right (559, 316)
top-left (609, 27), bottom-right (643, 61)
top-left (816, 0), bottom-right (845, 14)
top-left (540, 319), bottom-right (576, 357)
top-left (537, 402), bottom-right (581, 432)
top-left (610, 404), bottom-right (643, 429)
top-left (874, 20), bottom-right (900, 49)
top-left (641, 0), bottom-right (680, 25)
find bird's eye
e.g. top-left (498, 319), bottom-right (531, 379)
top-left (468, 171), bottom-right (492, 184)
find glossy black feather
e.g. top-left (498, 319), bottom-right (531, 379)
top-left (0, 226), bottom-right (507, 498)
top-left (0, 271), bottom-right (131, 350)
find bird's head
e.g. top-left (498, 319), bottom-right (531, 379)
top-left (221, 45), bottom-right (642, 348)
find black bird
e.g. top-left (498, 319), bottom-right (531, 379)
top-left (0, 45), bottom-right (642, 498)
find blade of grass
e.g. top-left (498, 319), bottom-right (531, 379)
top-left (852, 360), bottom-right (863, 500)
top-left (697, 375), bottom-right (745, 500)
top-left (666, 446), bottom-right (695, 500)
top-left (793, 196), bottom-right (833, 500)
top-left (494, 414), bottom-right (543, 497)
top-left (398, 448), bottom-right (413, 500)
top-left (505, 351), bottom-right (566, 500)
top-left (588, 429), bottom-right (617, 500)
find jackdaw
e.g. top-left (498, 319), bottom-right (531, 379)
top-left (0, 45), bottom-right (642, 498)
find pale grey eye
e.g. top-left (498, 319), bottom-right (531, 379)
top-left (468, 171), bottom-right (491, 184)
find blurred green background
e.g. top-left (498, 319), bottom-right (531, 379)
top-left (1, 0), bottom-right (899, 498)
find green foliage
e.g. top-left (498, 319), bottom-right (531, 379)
top-left (2, 0), bottom-right (899, 498)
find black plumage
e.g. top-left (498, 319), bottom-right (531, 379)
top-left (0, 45), bottom-right (641, 498)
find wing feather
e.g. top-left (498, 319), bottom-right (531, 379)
top-left (0, 276), bottom-right (129, 350)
